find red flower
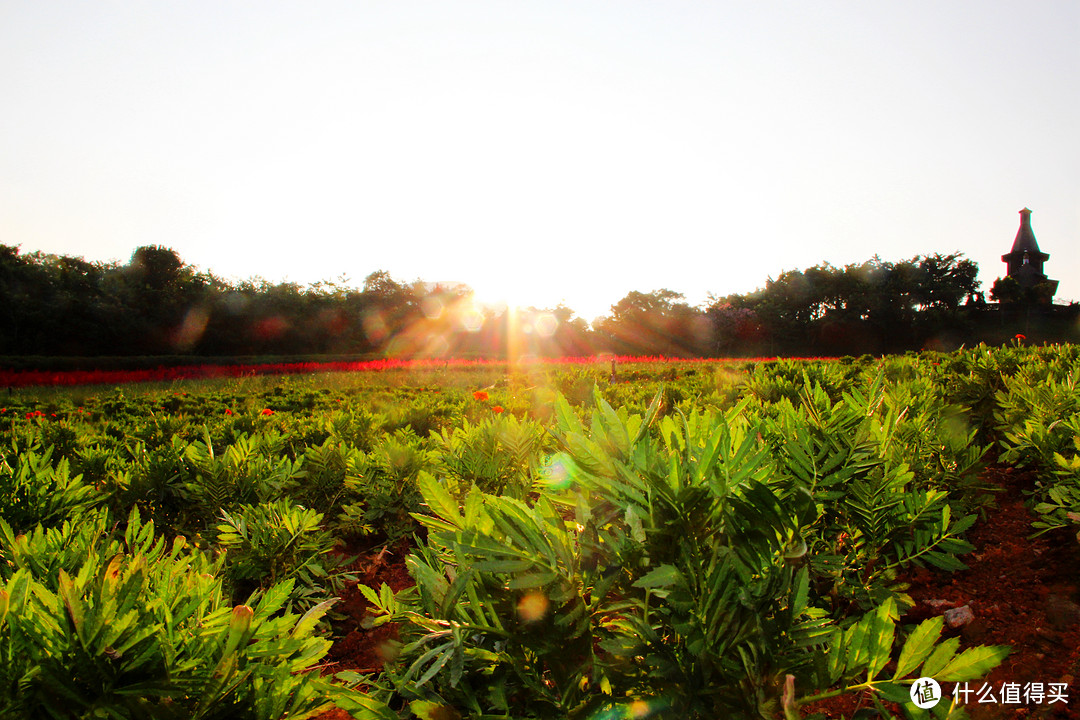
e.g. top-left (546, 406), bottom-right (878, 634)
top-left (260, 408), bottom-right (274, 416)
top-left (473, 391), bottom-right (489, 401)
top-left (1015, 333), bottom-right (1026, 340)
top-left (492, 405), bottom-right (504, 414)
top-left (225, 408), bottom-right (234, 415)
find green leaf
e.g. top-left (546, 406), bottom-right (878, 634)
top-left (254, 579), bottom-right (295, 616)
top-left (507, 571), bottom-right (558, 590)
top-left (440, 568), bottom-right (476, 619)
top-left (472, 558), bottom-right (537, 574)
top-left (922, 551), bottom-right (968, 572)
top-left (937, 645), bottom-right (1011, 682)
top-left (554, 394), bottom-right (585, 437)
top-left (633, 390), bottom-right (664, 446)
top-left (410, 699), bottom-right (461, 720)
top-left (415, 643), bottom-right (455, 687)
top-left (843, 618), bottom-right (869, 673)
top-left (324, 692), bottom-right (392, 720)
top-left (866, 599), bottom-right (896, 680)
top-left (874, 681), bottom-right (913, 704)
top-left (920, 636), bottom-right (959, 678)
top-left (418, 471), bottom-right (460, 526)
top-left (358, 584), bottom-right (380, 606)
top-left (790, 567), bottom-right (810, 616)
top-left (632, 564), bottom-right (682, 589)
top-left (894, 616), bottom-right (943, 679)
top-left (292, 599), bottom-right (336, 638)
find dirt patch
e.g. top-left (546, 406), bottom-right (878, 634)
top-left (313, 537), bottom-right (417, 720)
top-left (326, 537), bottom-right (415, 674)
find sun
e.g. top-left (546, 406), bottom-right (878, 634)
top-left (469, 277), bottom-right (533, 314)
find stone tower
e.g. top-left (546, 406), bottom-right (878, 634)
top-left (1001, 208), bottom-right (1058, 300)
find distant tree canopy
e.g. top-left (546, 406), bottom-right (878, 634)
top-left (0, 244), bottom-right (596, 358)
top-left (594, 290), bottom-right (711, 357)
top-left (989, 276), bottom-right (1058, 306)
top-left (711, 253), bottom-right (982, 354)
top-left (2, 244), bottom-right (1069, 360)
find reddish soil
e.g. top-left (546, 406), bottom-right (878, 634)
top-left (316, 466), bottom-right (1080, 719)
top-left (314, 537), bottom-right (417, 720)
top-left (326, 537), bottom-right (416, 674)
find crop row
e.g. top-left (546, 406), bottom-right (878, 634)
top-left (1, 346), bottom-right (1078, 718)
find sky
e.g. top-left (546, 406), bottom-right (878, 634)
top-left (2, 1), bottom-right (1078, 322)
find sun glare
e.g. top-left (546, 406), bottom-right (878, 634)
top-left (469, 279), bottom-right (532, 315)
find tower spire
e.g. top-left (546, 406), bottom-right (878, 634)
top-left (1009, 208), bottom-right (1043, 256)
top-left (1000, 207), bottom-right (1057, 302)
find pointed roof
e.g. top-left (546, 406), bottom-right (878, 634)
top-left (1009, 208), bottom-right (1043, 255)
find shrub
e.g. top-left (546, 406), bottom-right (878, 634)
top-left (0, 446), bottom-right (103, 533)
top-left (0, 507), bottom-right (352, 719)
top-left (357, 391), bottom-right (1007, 718)
top-left (216, 499), bottom-right (354, 612)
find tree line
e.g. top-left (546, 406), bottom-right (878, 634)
top-left (0, 243), bottom-right (1063, 360)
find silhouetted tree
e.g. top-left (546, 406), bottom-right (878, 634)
top-left (595, 290), bottom-right (709, 356)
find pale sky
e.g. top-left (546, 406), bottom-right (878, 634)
top-left (2, 1), bottom-right (1078, 322)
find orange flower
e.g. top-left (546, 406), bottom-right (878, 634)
top-left (473, 391), bottom-right (489, 401)
top-left (492, 405), bottom-right (504, 414)
top-left (260, 408), bottom-right (274, 416)
top-left (1015, 333), bottom-right (1026, 340)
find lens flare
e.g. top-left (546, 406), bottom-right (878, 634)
top-left (460, 307), bottom-right (484, 332)
top-left (587, 699), bottom-right (659, 720)
top-left (362, 310), bottom-right (388, 343)
top-left (173, 307), bottom-right (209, 350)
top-left (517, 591), bottom-right (549, 623)
top-left (541, 453), bottom-right (574, 490)
top-left (535, 312), bottom-right (558, 337)
top-left (421, 296), bottom-right (444, 320)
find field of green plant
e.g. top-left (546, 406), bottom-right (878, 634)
top-left (2, 345), bottom-right (1079, 719)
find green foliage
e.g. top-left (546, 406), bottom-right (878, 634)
top-left (108, 436), bottom-right (191, 528)
top-left (992, 356), bottom-right (1080, 538)
top-left (7, 350), bottom-right (1070, 716)
top-left (743, 360), bottom-right (862, 405)
top-left (1035, 435), bottom-right (1080, 538)
top-left (353, 430), bottom-right (431, 541)
top-left (0, 444), bottom-right (103, 532)
top-left (289, 438), bottom-right (372, 531)
top-left (0, 507), bottom-right (350, 719)
top-left (179, 431), bottom-right (300, 530)
top-left (216, 499), bottom-right (354, 611)
top-left (995, 367), bottom-right (1080, 469)
top-left (359, 390), bottom-right (1005, 719)
top-left (757, 373), bottom-right (981, 613)
top-left (796, 600), bottom-right (1009, 715)
top-left (0, 508), bottom-right (115, 581)
top-left (430, 413), bottom-right (549, 499)
top-left (321, 407), bottom-right (381, 451)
